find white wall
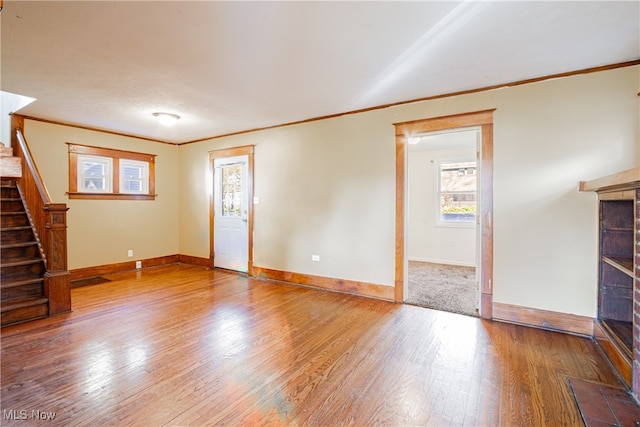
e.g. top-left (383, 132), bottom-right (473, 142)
top-left (408, 147), bottom-right (476, 267)
top-left (180, 66), bottom-right (639, 317)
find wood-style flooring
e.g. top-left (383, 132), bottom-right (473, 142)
top-left (0, 264), bottom-right (624, 426)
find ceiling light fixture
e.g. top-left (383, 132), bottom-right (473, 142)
top-left (153, 112), bottom-right (180, 126)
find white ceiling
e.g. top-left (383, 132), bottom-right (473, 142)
top-left (2, 1), bottom-right (639, 144)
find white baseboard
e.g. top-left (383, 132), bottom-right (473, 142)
top-left (407, 257), bottom-right (476, 268)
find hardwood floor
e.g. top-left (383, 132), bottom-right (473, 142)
top-left (1, 264), bottom-right (622, 426)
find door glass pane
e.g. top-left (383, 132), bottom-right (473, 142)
top-left (221, 164), bottom-right (243, 217)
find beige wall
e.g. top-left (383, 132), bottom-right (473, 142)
top-left (179, 113), bottom-right (396, 285)
top-left (180, 66), bottom-right (639, 317)
top-left (18, 66), bottom-right (638, 318)
top-left (408, 147), bottom-right (477, 267)
top-left (23, 120), bottom-right (180, 270)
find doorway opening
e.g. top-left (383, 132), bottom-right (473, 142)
top-left (394, 110), bottom-right (494, 319)
top-left (406, 128), bottom-right (479, 316)
top-left (209, 145), bottom-right (254, 275)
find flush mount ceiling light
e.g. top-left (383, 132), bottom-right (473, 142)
top-left (153, 112), bottom-right (180, 126)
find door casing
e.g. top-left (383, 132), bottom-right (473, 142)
top-left (394, 110), bottom-right (494, 318)
top-left (209, 145), bottom-right (255, 275)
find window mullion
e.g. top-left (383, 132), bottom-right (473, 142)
top-left (113, 157), bottom-right (120, 194)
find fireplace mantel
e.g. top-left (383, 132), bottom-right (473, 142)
top-left (580, 167), bottom-right (640, 193)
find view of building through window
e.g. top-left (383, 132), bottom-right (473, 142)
top-left (120, 159), bottom-right (149, 194)
top-left (438, 160), bottom-right (476, 223)
top-left (79, 154), bottom-right (112, 192)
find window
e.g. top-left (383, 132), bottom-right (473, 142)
top-left (437, 159), bottom-right (476, 225)
top-left (67, 143), bottom-right (156, 200)
top-left (78, 154), bottom-right (113, 193)
top-left (120, 159), bottom-right (149, 194)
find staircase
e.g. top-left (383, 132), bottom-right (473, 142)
top-left (1, 179), bottom-right (49, 326)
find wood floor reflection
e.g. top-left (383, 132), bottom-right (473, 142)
top-left (1, 264), bottom-right (621, 426)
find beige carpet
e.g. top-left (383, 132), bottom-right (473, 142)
top-left (407, 261), bottom-right (478, 317)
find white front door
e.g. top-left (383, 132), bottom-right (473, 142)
top-left (213, 155), bottom-right (249, 272)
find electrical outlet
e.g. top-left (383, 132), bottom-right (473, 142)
top-left (311, 255), bottom-right (320, 262)
top-left (127, 249), bottom-right (133, 257)
top-left (136, 261), bottom-right (142, 269)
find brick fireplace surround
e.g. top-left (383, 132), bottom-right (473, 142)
top-left (580, 169), bottom-right (640, 403)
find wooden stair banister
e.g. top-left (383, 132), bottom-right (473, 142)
top-left (10, 115), bottom-right (71, 315)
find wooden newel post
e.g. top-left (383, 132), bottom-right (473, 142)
top-left (43, 203), bottom-right (71, 315)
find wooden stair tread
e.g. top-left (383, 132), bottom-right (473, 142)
top-left (1, 277), bottom-right (44, 288)
top-left (1, 225), bottom-right (32, 231)
top-left (1, 258), bottom-right (44, 268)
top-left (0, 297), bottom-right (48, 313)
top-left (0, 155), bottom-right (21, 178)
top-left (2, 241), bottom-right (39, 249)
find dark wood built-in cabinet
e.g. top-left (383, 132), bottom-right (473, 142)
top-left (581, 168), bottom-right (640, 396)
top-left (598, 194), bottom-right (635, 352)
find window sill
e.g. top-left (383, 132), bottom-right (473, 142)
top-left (67, 192), bottom-right (157, 201)
top-left (435, 221), bottom-right (476, 229)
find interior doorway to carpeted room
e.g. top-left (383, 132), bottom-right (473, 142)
top-left (406, 261), bottom-right (478, 317)
top-left (406, 127), bottom-right (480, 317)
